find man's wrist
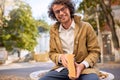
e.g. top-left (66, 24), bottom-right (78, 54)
top-left (81, 61), bottom-right (89, 68)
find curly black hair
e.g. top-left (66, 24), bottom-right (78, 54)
top-left (48, 0), bottom-right (75, 21)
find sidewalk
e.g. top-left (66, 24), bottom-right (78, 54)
top-left (0, 60), bottom-right (54, 70)
top-left (0, 61), bottom-right (120, 80)
top-left (1, 60), bottom-right (120, 70)
top-left (97, 62), bottom-right (120, 69)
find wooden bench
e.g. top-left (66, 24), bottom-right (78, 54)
top-left (29, 70), bottom-right (114, 80)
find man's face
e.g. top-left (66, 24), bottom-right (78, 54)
top-left (52, 4), bottom-right (71, 23)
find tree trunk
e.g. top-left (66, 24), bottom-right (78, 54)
top-left (100, 0), bottom-right (120, 48)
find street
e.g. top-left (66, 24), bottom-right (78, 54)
top-left (0, 67), bottom-right (50, 79)
top-left (97, 62), bottom-right (120, 80)
top-left (0, 62), bottom-right (120, 80)
top-left (0, 61), bottom-right (54, 80)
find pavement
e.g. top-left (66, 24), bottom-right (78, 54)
top-left (0, 60), bottom-right (54, 70)
top-left (0, 58), bottom-right (120, 70)
top-left (0, 60), bottom-right (120, 80)
top-left (1, 54), bottom-right (120, 70)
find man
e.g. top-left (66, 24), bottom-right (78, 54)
top-left (40, 0), bottom-right (100, 80)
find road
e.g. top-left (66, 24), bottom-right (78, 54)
top-left (0, 67), bottom-right (51, 79)
top-left (100, 68), bottom-right (120, 80)
top-left (97, 63), bottom-right (120, 80)
top-left (0, 62), bottom-right (120, 80)
top-left (0, 61), bottom-right (54, 80)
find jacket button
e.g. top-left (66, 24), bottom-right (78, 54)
top-left (76, 41), bottom-right (78, 44)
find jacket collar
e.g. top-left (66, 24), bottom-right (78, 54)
top-left (51, 15), bottom-right (82, 54)
top-left (51, 15), bottom-right (82, 36)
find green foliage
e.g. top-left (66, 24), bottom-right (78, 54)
top-left (37, 19), bottom-right (50, 32)
top-left (77, 0), bottom-right (105, 30)
top-left (78, 0), bottom-right (120, 48)
top-left (78, 0), bottom-right (98, 12)
top-left (0, 15), bottom-right (8, 47)
top-left (2, 2), bottom-right (38, 51)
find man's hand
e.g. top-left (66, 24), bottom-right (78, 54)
top-left (68, 62), bottom-right (85, 80)
top-left (60, 54), bottom-right (68, 68)
top-left (75, 62), bottom-right (85, 79)
top-left (60, 54), bottom-right (85, 80)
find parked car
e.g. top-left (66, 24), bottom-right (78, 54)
top-left (0, 47), bottom-right (8, 64)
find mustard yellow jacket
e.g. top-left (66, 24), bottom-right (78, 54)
top-left (49, 15), bottom-right (100, 75)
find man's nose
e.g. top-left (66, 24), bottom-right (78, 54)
top-left (59, 10), bottom-right (64, 15)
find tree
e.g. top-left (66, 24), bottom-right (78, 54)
top-left (0, 0), bottom-right (18, 47)
top-left (77, 0), bottom-right (120, 48)
top-left (2, 1), bottom-right (38, 51)
top-left (37, 19), bottom-right (50, 32)
top-left (0, 0), bottom-right (7, 47)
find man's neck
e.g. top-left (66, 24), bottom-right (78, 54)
top-left (62, 19), bottom-right (72, 30)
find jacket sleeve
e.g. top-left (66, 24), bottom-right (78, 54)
top-left (84, 23), bottom-right (101, 67)
top-left (48, 27), bottom-right (61, 66)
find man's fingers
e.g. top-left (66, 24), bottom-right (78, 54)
top-left (60, 54), bottom-right (68, 68)
top-left (62, 58), bottom-right (68, 68)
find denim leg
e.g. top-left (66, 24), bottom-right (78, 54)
top-left (39, 68), bottom-right (69, 80)
top-left (77, 73), bottom-right (99, 80)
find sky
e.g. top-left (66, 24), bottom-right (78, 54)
top-left (25, 0), bottom-right (53, 24)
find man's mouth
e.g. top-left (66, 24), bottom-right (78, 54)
top-left (60, 16), bottom-right (66, 20)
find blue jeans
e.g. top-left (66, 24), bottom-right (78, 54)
top-left (39, 68), bottom-right (99, 80)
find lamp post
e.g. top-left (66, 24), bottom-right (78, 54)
top-left (96, 4), bottom-right (104, 63)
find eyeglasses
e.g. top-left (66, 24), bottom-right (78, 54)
top-left (54, 6), bottom-right (67, 15)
